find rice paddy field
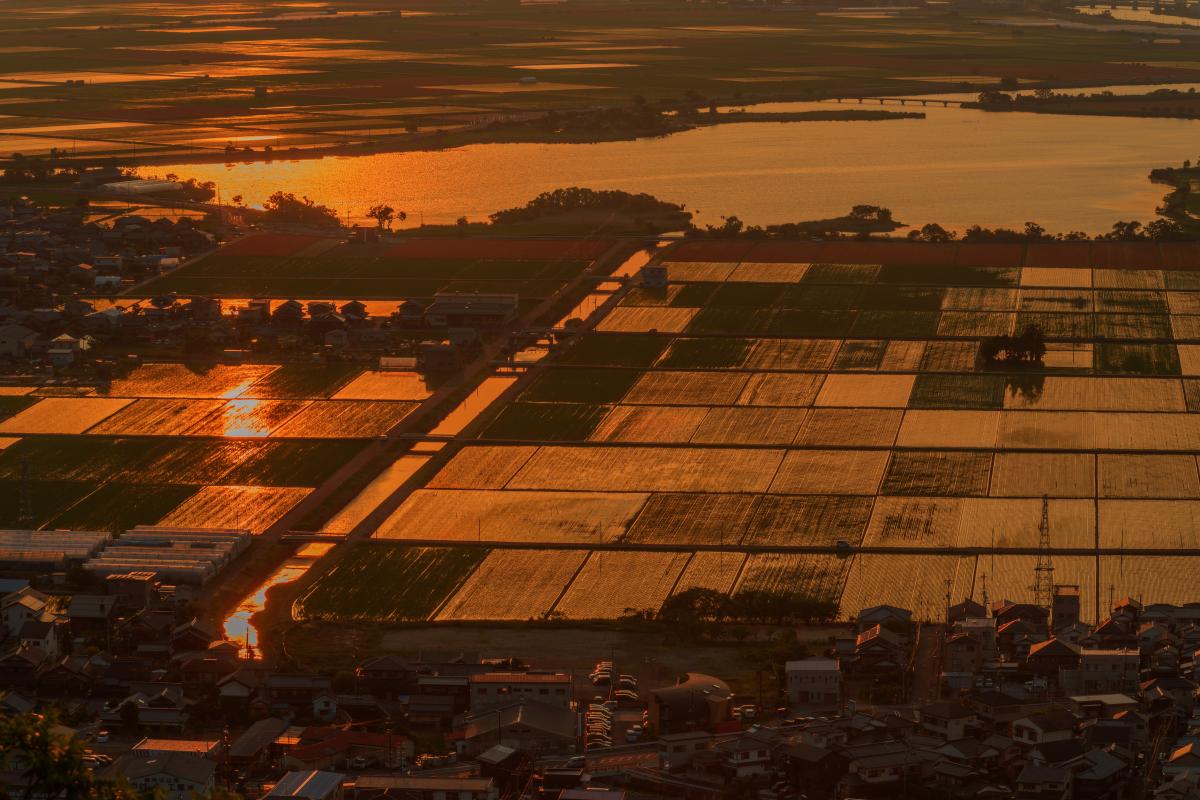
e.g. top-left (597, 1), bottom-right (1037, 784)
top-left (0, 359), bottom-right (439, 533)
top-left (321, 240), bottom-right (1200, 625)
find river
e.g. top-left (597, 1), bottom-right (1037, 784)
top-left (150, 100), bottom-right (1200, 235)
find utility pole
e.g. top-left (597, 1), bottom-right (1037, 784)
top-left (18, 458), bottom-right (33, 529)
top-left (1032, 495), bottom-right (1054, 611)
top-left (943, 577), bottom-right (952, 625)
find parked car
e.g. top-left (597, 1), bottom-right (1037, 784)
top-left (732, 704), bottom-right (757, 720)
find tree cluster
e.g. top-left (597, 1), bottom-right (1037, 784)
top-left (907, 218), bottom-right (1190, 242)
top-left (261, 191), bottom-right (339, 227)
top-left (0, 712), bottom-right (239, 800)
top-left (366, 204), bottom-right (407, 230)
top-left (657, 587), bottom-right (838, 640)
top-left (979, 325), bottom-right (1047, 366)
top-left (489, 187), bottom-right (688, 224)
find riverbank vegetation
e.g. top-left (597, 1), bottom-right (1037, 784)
top-left (1150, 162), bottom-right (1200, 230)
top-left (687, 205), bottom-right (904, 239)
top-left (971, 87), bottom-right (1200, 120)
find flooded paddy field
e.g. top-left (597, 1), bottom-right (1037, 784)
top-left (290, 240), bottom-right (1200, 626)
top-left (0, 357), bottom-right (435, 532)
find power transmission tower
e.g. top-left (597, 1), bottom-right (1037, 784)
top-left (1031, 495), bottom-right (1054, 610)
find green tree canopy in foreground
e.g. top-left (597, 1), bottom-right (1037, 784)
top-left (0, 712), bottom-right (239, 800)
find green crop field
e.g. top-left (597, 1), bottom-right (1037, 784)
top-left (296, 544), bottom-right (487, 622)
top-left (483, 402), bottom-right (609, 441)
top-left (558, 335), bottom-right (670, 368)
top-left (44, 483), bottom-right (201, 533)
top-left (658, 338), bottom-right (755, 369)
top-left (0, 481), bottom-right (101, 529)
top-left (0, 396), bottom-right (38, 420)
top-left (521, 367), bottom-right (640, 404)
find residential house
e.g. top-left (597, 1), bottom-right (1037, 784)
top-left (344, 776), bottom-right (497, 800)
top-left (18, 617), bottom-right (64, 660)
top-left (943, 632), bottom-right (985, 675)
top-left (459, 700), bottom-right (577, 757)
top-left (107, 753), bottom-right (215, 800)
top-left (781, 742), bottom-right (847, 798)
top-left (106, 572), bottom-right (158, 609)
top-left (997, 619), bottom-right (1047, 661)
top-left (0, 324), bottom-right (36, 357)
top-left (0, 643), bottom-right (47, 688)
top-left (266, 771), bottom-right (346, 800)
top-left (265, 674), bottom-right (332, 715)
top-left (1015, 764), bottom-right (1071, 800)
top-left (1165, 742), bottom-right (1200, 777)
top-left (2, 586), bottom-right (48, 637)
top-left (39, 655), bottom-right (100, 696)
top-left (785, 659), bottom-right (840, 705)
top-left (1079, 650), bottom-right (1140, 694)
top-left (1142, 676), bottom-right (1197, 718)
top-left (948, 598), bottom-right (987, 624)
top-left (1068, 694), bottom-right (1139, 720)
top-left (840, 741), bottom-right (925, 794)
top-left (423, 293), bottom-right (517, 328)
top-left (467, 672), bottom-right (571, 713)
top-left (854, 625), bottom-right (906, 672)
top-left (1052, 586), bottom-right (1082, 632)
top-left (65, 595), bottom-right (117, 638)
top-left (1066, 748), bottom-right (1129, 799)
top-left (355, 655), bottom-right (410, 699)
top-left (712, 728), bottom-right (779, 778)
top-left (171, 620), bottom-right (216, 652)
top-left (1026, 638), bottom-right (1081, 686)
top-left (133, 738), bottom-right (222, 760)
top-left (228, 717), bottom-right (289, 770)
top-left (993, 601), bottom-right (1049, 628)
top-left (102, 685), bottom-right (190, 731)
top-left (218, 668), bottom-right (267, 716)
top-left (282, 728), bottom-right (412, 771)
top-left (856, 605), bottom-right (913, 635)
top-left (919, 702), bottom-right (977, 741)
top-left (1012, 711), bottom-right (1078, 748)
top-left (658, 731), bottom-right (713, 770)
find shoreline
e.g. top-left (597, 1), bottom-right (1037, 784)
top-left (11, 108), bottom-right (926, 172)
top-left (5, 74), bottom-right (1198, 173)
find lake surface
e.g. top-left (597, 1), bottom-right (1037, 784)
top-left (154, 102), bottom-right (1200, 234)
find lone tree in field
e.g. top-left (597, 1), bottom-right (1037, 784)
top-left (367, 204), bottom-right (406, 230)
top-left (980, 325), bottom-right (1047, 365)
